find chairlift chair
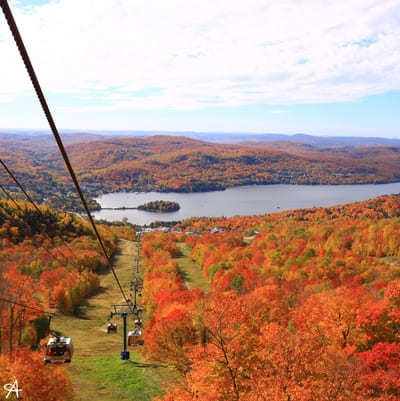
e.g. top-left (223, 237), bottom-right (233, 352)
top-left (107, 322), bottom-right (117, 333)
top-left (44, 336), bottom-right (74, 364)
top-left (128, 329), bottom-right (144, 347)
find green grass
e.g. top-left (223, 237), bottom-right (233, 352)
top-left (177, 243), bottom-right (210, 292)
top-left (68, 353), bottom-right (168, 401)
top-left (52, 240), bottom-right (171, 401)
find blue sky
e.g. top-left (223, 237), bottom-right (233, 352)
top-left (1, 0), bottom-right (400, 137)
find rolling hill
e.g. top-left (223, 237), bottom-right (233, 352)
top-left (2, 133), bottom-right (400, 211)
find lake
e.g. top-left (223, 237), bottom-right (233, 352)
top-left (92, 183), bottom-right (400, 225)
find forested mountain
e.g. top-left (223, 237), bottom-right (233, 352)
top-left (2, 133), bottom-right (400, 213)
top-left (4, 129), bottom-right (400, 146)
top-left (0, 200), bottom-right (134, 400)
top-left (1, 191), bottom-right (399, 400)
top-left (141, 194), bottom-right (400, 400)
top-left (68, 136), bottom-right (400, 192)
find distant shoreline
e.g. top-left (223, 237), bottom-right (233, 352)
top-left (101, 199), bottom-right (181, 213)
top-left (92, 182), bottom-right (400, 225)
top-left (101, 207), bottom-right (138, 210)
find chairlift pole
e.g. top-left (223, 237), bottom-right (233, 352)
top-left (136, 248), bottom-right (140, 273)
top-left (111, 305), bottom-right (136, 360)
top-left (47, 312), bottom-right (55, 336)
top-left (122, 312), bottom-right (128, 359)
top-left (47, 314), bottom-right (52, 335)
top-left (130, 277), bottom-right (143, 309)
top-left (131, 244), bottom-right (142, 309)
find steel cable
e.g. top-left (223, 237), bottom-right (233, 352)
top-left (0, 0), bottom-right (132, 309)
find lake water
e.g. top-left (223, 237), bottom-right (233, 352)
top-left (92, 183), bottom-right (400, 225)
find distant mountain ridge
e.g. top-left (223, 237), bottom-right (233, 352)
top-left (1, 129), bottom-right (400, 147)
top-left (2, 133), bottom-right (400, 211)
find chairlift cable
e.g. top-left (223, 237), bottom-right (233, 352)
top-left (0, 0), bottom-right (132, 310)
top-left (0, 183), bottom-right (23, 210)
top-left (0, 180), bottom-right (79, 266)
top-left (0, 201), bottom-right (72, 266)
top-left (0, 157), bottom-right (41, 213)
top-left (0, 157), bottom-right (82, 263)
top-left (0, 296), bottom-right (53, 316)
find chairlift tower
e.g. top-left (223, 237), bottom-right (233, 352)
top-left (110, 304), bottom-right (137, 360)
top-left (130, 277), bottom-right (143, 308)
top-left (135, 247), bottom-right (141, 273)
top-left (133, 256), bottom-right (141, 275)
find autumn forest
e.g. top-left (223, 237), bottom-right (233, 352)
top-left (2, 134), bottom-right (400, 211)
top-left (0, 133), bottom-right (399, 400)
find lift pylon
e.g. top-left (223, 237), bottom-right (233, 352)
top-left (110, 303), bottom-right (137, 360)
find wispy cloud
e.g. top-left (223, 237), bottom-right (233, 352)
top-left (1, 0), bottom-right (400, 110)
top-left (269, 110), bottom-right (289, 114)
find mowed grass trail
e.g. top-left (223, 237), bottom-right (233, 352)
top-left (52, 239), bottom-right (170, 401)
top-left (177, 243), bottom-right (210, 292)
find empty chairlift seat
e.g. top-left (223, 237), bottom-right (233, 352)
top-left (128, 329), bottom-right (144, 347)
top-left (44, 336), bottom-right (74, 364)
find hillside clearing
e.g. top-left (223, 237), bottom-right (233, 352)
top-left (177, 243), bottom-right (210, 292)
top-left (52, 239), bottom-right (171, 401)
